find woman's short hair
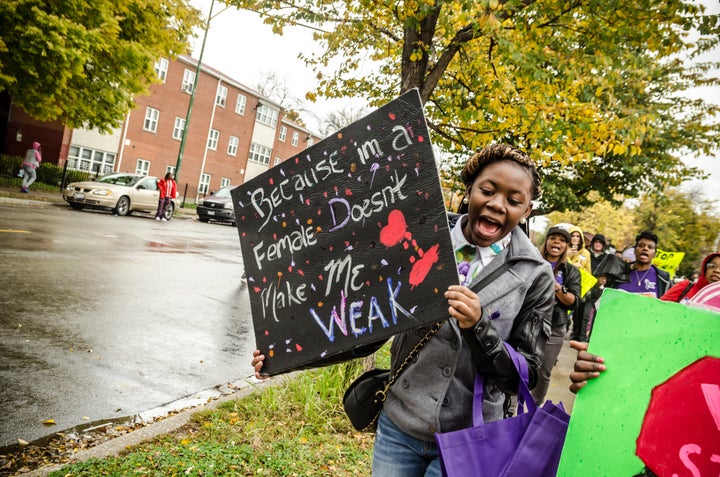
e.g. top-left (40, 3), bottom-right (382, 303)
top-left (461, 143), bottom-right (542, 200)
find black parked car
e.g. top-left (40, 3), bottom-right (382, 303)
top-left (196, 186), bottom-right (236, 225)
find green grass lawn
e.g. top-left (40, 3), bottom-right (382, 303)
top-left (49, 348), bottom-right (391, 476)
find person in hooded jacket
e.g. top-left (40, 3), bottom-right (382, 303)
top-left (588, 234), bottom-right (608, 272)
top-left (20, 141), bottom-right (42, 193)
top-left (531, 225), bottom-right (581, 405)
top-left (571, 232), bottom-right (606, 342)
top-left (661, 252), bottom-right (720, 304)
top-left (567, 225), bottom-right (591, 274)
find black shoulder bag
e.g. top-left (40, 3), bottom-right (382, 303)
top-left (342, 261), bottom-right (512, 432)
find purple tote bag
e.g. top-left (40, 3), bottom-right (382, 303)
top-left (435, 344), bottom-right (570, 477)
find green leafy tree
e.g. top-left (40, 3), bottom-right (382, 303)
top-left (547, 193), bottom-right (638, 249)
top-left (634, 188), bottom-right (720, 277)
top-left (229, 0), bottom-right (720, 214)
top-left (0, 0), bottom-right (202, 132)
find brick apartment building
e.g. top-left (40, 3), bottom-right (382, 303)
top-left (1, 55), bottom-right (320, 204)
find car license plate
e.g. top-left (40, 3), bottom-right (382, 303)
top-left (207, 210), bottom-right (215, 215)
top-left (74, 193), bottom-right (85, 200)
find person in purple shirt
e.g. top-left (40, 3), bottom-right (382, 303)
top-left (616, 231), bottom-right (670, 298)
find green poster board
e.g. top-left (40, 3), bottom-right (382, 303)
top-left (557, 289), bottom-right (720, 476)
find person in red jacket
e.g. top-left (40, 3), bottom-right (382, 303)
top-left (155, 172), bottom-right (177, 221)
top-left (661, 252), bottom-right (720, 303)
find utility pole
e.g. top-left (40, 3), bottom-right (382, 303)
top-left (174, 0), bottom-right (215, 185)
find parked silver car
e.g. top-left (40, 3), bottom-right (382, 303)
top-left (62, 173), bottom-right (174, 219)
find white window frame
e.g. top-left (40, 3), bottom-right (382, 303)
top-left (207, 129), bottom-right (219, 150)
top-left (256, 105), bottom-right (279, 127)
top-left (199, 173), bottom-right (211, 195)
top-left (307, 137), bottom-right (314, 147)
top-left (248, 143), bottom-right (272, 165)
top-left (144, 107), bottom-right (159, 133)
top-left (136, 159), bottom-right (150, 175)
top-left (291, 131), bottom-right (299, 146)
top-left (166, 165), bottom-right (176, 175)
top-left (182, 69), bottom-right (195, 93)
top-left (67, 145), bottom-right (116, 175)
top-left (154, 58), bottom-right (169, 82)
top-left (216, 84), bottom-right (228, 107)
top-left (227, 136), bottom-right (239, 156)
top-left (220, 177), bottom-right (231, 188)
top-left (274, 157), bottom-right (282, 166)
top-left (235, 94), bottom-right (246, 115)
top-left (172, 117), bottom-right (185, 140)
top-left (279, 126), bottom-right (287, 142)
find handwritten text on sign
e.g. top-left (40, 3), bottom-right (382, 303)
top-left (231, 90), bottom-right (457, 375)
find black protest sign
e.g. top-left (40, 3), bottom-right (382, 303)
top-left (231, 89), bottom-right (458, 375)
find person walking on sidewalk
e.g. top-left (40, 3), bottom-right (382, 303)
top-left (532, 224), bottom-right (581, 405)
top-left (155, 172), bottom-right (177, 221)
top-left (20, 141), bottom-right (42, 193)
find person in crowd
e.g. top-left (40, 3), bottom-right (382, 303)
top-left (616, 231), bottom-right (670, 298)
top-left (572, 233), bottom-right (609, 342)
top-left (690, 270), bottom-right (700, 282)
top-left (155, 172), bottom-right (177, 221)
top-left (568, 225), bottom-right (592, 342)
top-left (588, 234), bottom-right (608, 271)
top-left (252, 143), bottom-right (555, 476)
top-left (531, 225), bottom-right (581, 405)
top-left (20, 141), bottom-right (42, 193)
top-left (567, 226), bottom-right (591, 274)
top-left (661, 252), bottom-right (720, 303)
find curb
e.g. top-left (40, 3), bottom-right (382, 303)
top-left (18, 375), bottom-right (290, 477)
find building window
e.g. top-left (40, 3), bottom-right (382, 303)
top-left (182, 69), bottom-right (195, 93)
top-left (274, 157), bottom-right (282, 166)
top-left (136, 159), bottom-right (150, 175)
top-left (256, 105), bottom-right (278, 127)
top-left (144, 107), bottom-right (159, 133)
top-left (67, 145), bottom-right (116, 175)
top-left (307, 137), bottom-right (314, 147)
top-left (173, 117), bottom-right (185, 140)
top-left (227, 136), bottom-right (239, 156)
top-left (199, 173), bottom-right (211, 195)
top-left (279, 126), bottom-right (287, 142)
top-left (154, 58), bottom-right (169, 82)
top-left (216, 84), bottom-right (227, 107)
top-left (220, 177), bottom-right (231, 188)
top-left (291, 131), bottom-right (299, 146)
top-left (248, 143), bottom-right (272, 165)
top-left (166, 165), bottom-right (176, 175)
top-left (235, 94), bottom-right (246, 115)
top-left (207, 129), bottom-right (219, 150)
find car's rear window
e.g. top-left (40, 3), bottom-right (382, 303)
top-left (97, 174), bottom-right (142, 187)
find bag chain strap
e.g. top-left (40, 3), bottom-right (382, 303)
top-left (370, 259), bottom-right (513, 404)
top-left (374, 319), bottom-right (446, 403)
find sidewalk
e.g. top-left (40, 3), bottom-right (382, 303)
top-left (0, 185), bottom-right (197, 218)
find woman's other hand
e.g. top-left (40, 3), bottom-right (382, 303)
top-left (251, 349), bottom-right (269, 380)
top-left (569, 340), bottom-right (606, 393)
top-left (445, 285), bottom-right (482, 329)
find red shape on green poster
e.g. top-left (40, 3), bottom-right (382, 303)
top-left (636, 356), bottom-right (720, 477)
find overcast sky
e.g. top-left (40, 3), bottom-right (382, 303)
top-left (188, 0), bottom-right (720, 208)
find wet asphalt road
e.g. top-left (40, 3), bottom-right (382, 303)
top-left (0, 202), bottom-right (254, 447)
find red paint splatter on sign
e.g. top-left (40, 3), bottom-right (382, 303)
top-left (409, 243), bottom-right (440, 289)
top-left (380, 210), bottom-right (407, 247)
